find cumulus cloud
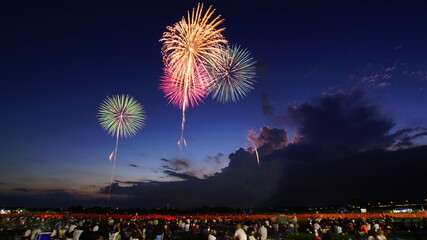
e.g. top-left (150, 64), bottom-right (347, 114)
top-left (94, 90), bottom-right (426, 208)
top-left (161, 155), bottom-right (225, 180)
top-left (286, 90), bottom-right (395, 151)
top-left (4, 91), bottom-right (426, 209)
top-left (247, 126), bottom-right (289, 155)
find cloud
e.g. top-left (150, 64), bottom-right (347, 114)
top-left (98, 143), bottom-right (427, 208)
top-left (160, 158), bottom-right (190, 170)
top-left (286, 90), bottom-right (395, 152)
top-left (204, 153), bottom-right (225, 166)
top-left (335, 60), bottom-right (427, 92)
top-left (163, 170), bottom-right (200, 181)
top-left (40, 189), bottom-right (75, 198)
top-left (256, 63), bottom-right (268, 72)
top-left (115, 180), bottom-right (152, 185)
top-left (161, 156), bottom-right (221, 180)
top-left (129, 164), bottom-right (140, 168)
top-left (13, 188), bottom-right (29, 192)
top-left (261, 94), bottom-right (274, 116)
top-left (389, 127), bottom-right (427, 149)
top-left (4, 91), bottom-right (426, 209)
top-left (273, 146), bottom-right (427, 206)
top-left (20, 157), bottom-right (47, 164)
top-left (0, 189), bottom-right (94, 208)
top-left (247, 126), bottom-right (289, 155)
top-left (394, 45), bottom-right (404, 50)
top-left (93, 90), bottom-right (426, 209)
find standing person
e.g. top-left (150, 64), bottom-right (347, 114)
top-left (292, 214), bottom-right (299, 235)
top-left (272, 222), bottom-right (279, 235)
top-left (184, 220), bottom-right (190, 233)
top-left (153, 221), bottom-right (163, 240)
top-left (259, 224), bottom-right (267, 240)
top-left (234, 224), bottom-right (247, 240)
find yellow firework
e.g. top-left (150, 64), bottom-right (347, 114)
top-left (161, 3), bottom-right (227, 82)
top-left (160, 3), bottom-right (227, 148)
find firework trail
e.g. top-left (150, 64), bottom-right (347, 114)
top-left (160, 3), bottom-right (227, 149)
top-left (247, 129), bottom-right (260, 166)
top-left (208, 44), bottom-right (257, 103)
top-left (98, 94), bottom-right (145, 200)
top-left (160, 66), bottom-right (210, 148)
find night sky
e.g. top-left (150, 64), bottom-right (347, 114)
top-left (1, 0), bottom-right (427, 209)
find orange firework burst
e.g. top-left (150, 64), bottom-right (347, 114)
top-left (160, 3), bottom-right (227, 148)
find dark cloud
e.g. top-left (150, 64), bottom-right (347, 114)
top-left (163, 170), bottom-right (200, 181)
top-left (13, 188), bottom-right (29, 192)
top-left (273, 146), bottom-right (427, 206)
top-left (40, 189), bottom-right (75, 198)
top-left (98, 143), bottom-right (427, 208)
top-left (247, 126), bottom-right (289, 155)
top-left (261, 94), bottom-right (274, 116)
top-left (204, 153), bottom-right (224, 166)
top-left (4, 91), bottom-right (426, 209)
top-left (413, 131), bottom-right (427, 138)
top-left (161, 158), bottom-right (190, 170)
top-left (256, 63), bottom-right (268, 72)
top-left (20, 157), bottom-right (46, 163)
top-left (0, 189), bottom-right (92, 208)
top-left (161, 157), bottom-right (219, 179)
top-left (389, 127), bottom-right (427, 149)
top-left (287, 90), bottom-right (395, 152)
top-left (115, 180), bottom-right (151, 184)
top-left (93, 91), bottom-right (426, 208)
top-left (129, 164), bottom-right (140, 168)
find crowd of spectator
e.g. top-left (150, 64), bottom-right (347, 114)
top-left (0, 214), bottom-right (296, 240)
top-left (0, 214), bottom-right (425, 240)
top-left (306, 215), bottom-right (427, 240)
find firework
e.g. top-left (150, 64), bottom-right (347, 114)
top-left (98, 94), bottom-right (145, 200)
top-left (159, 66), bottom-right (209, 109)
top-left (247, 129), bottom-right (260, 166)
top-left (160, 3), bottom-right (227, 148)
top-left (208, 44), bottom-right (257, 103)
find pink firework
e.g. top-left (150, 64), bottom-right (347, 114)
top-left (160, 66), bottom-right (209, 109)
top-left (159, 65), bottom-right (210, 148)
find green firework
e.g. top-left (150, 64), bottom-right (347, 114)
top-left (98, 94), bottom-right (145, 138)
top-left (208, 44), bottom-right (257, 103)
